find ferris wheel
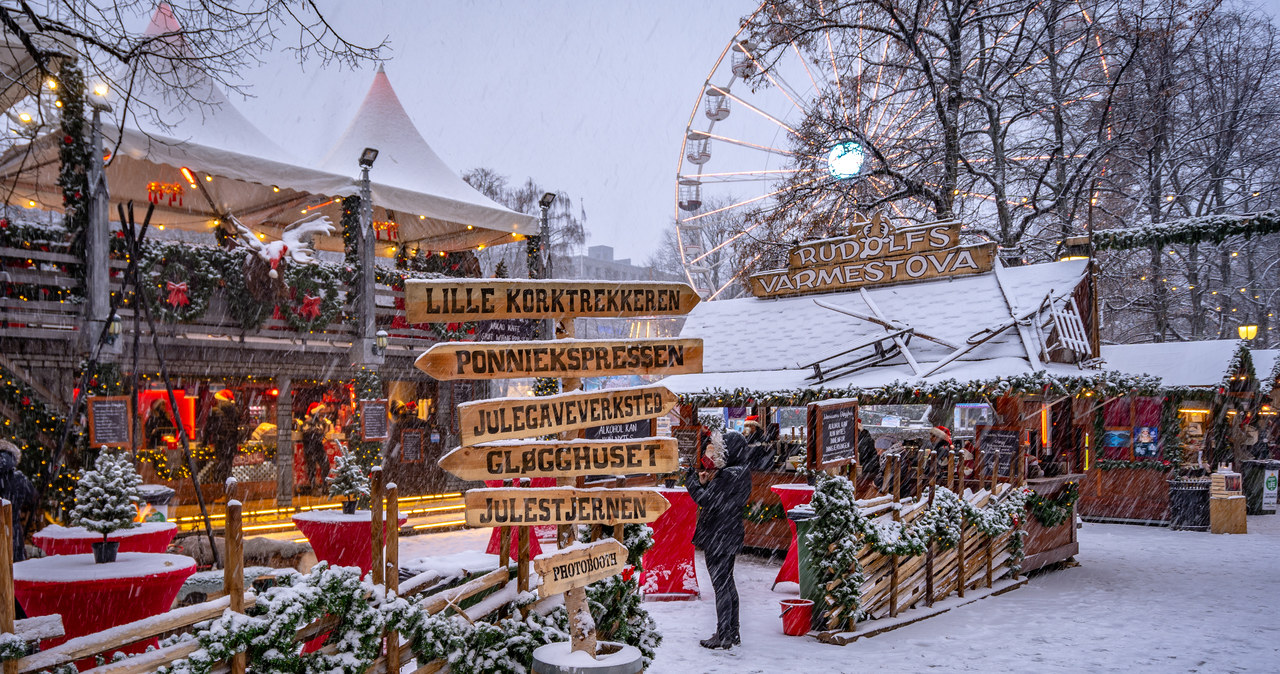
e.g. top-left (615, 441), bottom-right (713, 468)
top-left (673, 1), bottom-right (1108, 299)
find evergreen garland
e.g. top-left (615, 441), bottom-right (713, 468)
top-left (57, 61), bottom-right (90, 259)
top-left (216, 251), bottom-right (273, 331)
top-left (744, 501), bottom-right (786, 523)
top-left (1026, 481), bottom-right (1079, 528)
top-left (348, 366), bottom-right (384, 471)
top-left (1093, 208), bottom-right (1280, 251)
top-left (340, 195), bottom-right (362, 287)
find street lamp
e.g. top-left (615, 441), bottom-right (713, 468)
top-left (374, 329), bottom-right (389, 356)
top-left (1238, 324), bottom-right (1258, 341)
top-left (359, 147), bottom-right (379, 168)
top-left (537, 192), bottom-right (556, 279)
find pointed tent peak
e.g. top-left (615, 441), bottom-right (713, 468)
top-left (318, 67), bottom-right (515, 216)
top-left (145, 2), bottom-right (182, 36)
top-left (377, 63), bottom-right (386, 74)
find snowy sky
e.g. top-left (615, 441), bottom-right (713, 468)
top-left (223, 0), bottom-right (1280, 262)
top-left (232, 0), bottom-right (751, 263)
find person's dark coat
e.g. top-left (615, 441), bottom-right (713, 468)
top-left (0, 444), bottom-right (37, 561)
top-left (687, 431), bottom-right (753, 558)
top-left (856, 429), bottom-right (881, 490)
top-left (743, 425), bottom-right (777, 471)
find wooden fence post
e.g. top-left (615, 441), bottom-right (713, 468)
top-left (889, 502), bottom-right (900, 617)
top-left (371, 467), bottom-right (384, 587)
top-left (224, 493), bottom-right (245, 674)
top-left (1, 501), bottom-right (16, 674)
top-left (925, 451), bottom-right (937, 607)
top-left (385, 484), bottom-right (401, 674)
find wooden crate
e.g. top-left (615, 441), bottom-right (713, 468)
top-left (1209, 496), bottom-right (1247, 534)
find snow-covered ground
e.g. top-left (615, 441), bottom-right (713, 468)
top-left (645, 516), bottom-right (1280, 673)
top-left (395, 517), bottom-right (1280, 672)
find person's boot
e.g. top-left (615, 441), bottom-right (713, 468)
top-left (699, 635), bottom-right (729, 649)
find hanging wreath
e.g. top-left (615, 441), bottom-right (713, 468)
top-left (282, 263), bottom-right (342, 333)
top-left (141, 245), bottom-right (217, 323)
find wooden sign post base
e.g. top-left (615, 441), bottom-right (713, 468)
top-left (565, 586), bottom-right (597, 656)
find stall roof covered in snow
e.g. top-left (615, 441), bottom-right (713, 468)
top-left (1100, 340), bottom-right (1243, 388)
top-left (662, 260), bottom-right (1090, 395)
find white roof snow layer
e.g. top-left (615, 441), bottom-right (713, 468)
top-left (663, 260), bottom-right (1088, 393)
top-left (1100, 340), bottom-right (1243, 388)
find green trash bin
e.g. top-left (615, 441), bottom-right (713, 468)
top-left (788, 507), bottom-right (822, 630)
top-left (1241, 460), bottom-right (1280, 515)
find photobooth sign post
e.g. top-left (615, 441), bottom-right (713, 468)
top-left (408, 278), bottom-right (702, 659)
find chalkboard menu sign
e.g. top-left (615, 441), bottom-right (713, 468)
top-left (360, 400), bottom-right (389, 441)
top-left (401, 429), bottom-right (425, 464)
top-left (977, 427), bottom-right (1020, 478)
top-left (477, 319), bottom-right (537, 342)
top-left (807, 399), bottom-right (859, 470)
top-left (583, 419), bottom-right (656, 440)
top-left (88, 396), bottom-right (132, 449)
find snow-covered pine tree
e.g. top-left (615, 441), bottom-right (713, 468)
top-left (327, 445), bottom-right (370, 513)
top-left (70, 449), bottom-right (142, 554)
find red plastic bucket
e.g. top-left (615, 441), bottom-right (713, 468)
top-left (779, 598), bottom-right (814, 636)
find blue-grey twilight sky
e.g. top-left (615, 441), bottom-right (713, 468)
top-left (234, 0), bottom-right (1279, 262)
top-left (237, 0), bottom-right (752, 262)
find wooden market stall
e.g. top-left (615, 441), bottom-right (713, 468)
top-left (661, 214), bottom-right (1101, 574)
top-left (1088, 340), bottom-right (1260, 524)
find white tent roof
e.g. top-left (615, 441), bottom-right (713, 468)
top-left (318, 66), bottom-right (533, 237)
top-left (0, 5), bottom-right (533, 248)
top-left (1100, 340), bottom-right (1243, 388)
top-left (661, 260), bottom-right (1091, 395)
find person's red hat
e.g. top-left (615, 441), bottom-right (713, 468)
top-left (745, 415), bottom-right (759, 422)
top-left (214, 388), bottom-right (235, 402)
top-left (307, 402), bottom-right (324, 416)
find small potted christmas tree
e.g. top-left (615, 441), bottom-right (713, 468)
top-left (70, 449), bottom-right (142, 563)
top-left (327, 446), bottom-right (370, 515)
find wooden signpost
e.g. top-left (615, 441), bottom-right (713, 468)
top-left (457, 384), bottom-right (679, 445)
top-left (415, 338), bottom-right (704, 380)
top-left (533, 538), bottom-right (627, 598)
top-left (405, 279), bottom-right (701, 323)
top-left (409, 276), bottom-right (702, 660)
top-left (464, 487), bottom-right (670, 527)
top-left (438, 437), bottom-right (679, 481)
top-left (87, 395), bottom-right (132, 449)
top-left (748, 213), bottom-right (996, 299)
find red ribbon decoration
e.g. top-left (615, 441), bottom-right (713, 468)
top-left (165, 281), bottom-right (190, 307)
top-left (298, 294), bottom-right (323, 320)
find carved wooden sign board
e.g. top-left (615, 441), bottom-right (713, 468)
top-left (405, 279), bottom-right (701, 323)
top-left (408, 277), bottom-right (702, 659)
top-left (457, 385), bottom-right (679, 445)
top-left (439, 437), bottom-right (679, 481)
top-left (534, 539), bottom-right (628, 598)
top-left (464, 487), bottom-right (671, 527)
top-left (749, 213), bottom-right (996, 298)
top-left (416, 338), bottom-right (704, 380)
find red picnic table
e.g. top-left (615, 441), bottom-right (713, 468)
top-left (14, 552), bottom-right (196, 670)
top-left (640, 486), bottom-right (698, 599)
top-left (33, 521), bottom-right (179, 556)
top-left (770, 483), bottom-right (815, 589)
top-left (293, 510), bottom-right (409, 574)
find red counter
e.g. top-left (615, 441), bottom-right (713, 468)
top-left (770, 483), bottom-right (814, 588)
top-left (33, 522), bottom-right (179, 556)
top-left (292, 510), bottom-right (409, 574)
top-left (14, 552), bottom-right (196, 670)
top-left (641, 487), bottom-right (698, 599)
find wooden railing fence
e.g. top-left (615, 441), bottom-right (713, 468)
top-left (0, 474), bottom-right (533, 673)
